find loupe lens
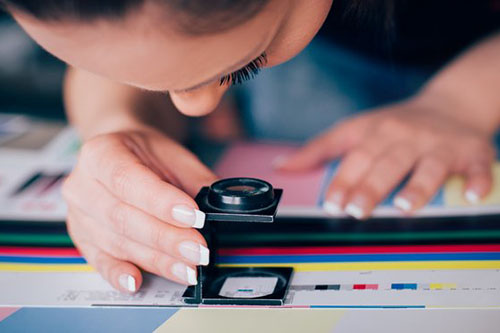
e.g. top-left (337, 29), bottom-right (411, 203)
top-left (208, 178), bottom-right (275, 212)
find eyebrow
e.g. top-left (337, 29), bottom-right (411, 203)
top-left (173, 46), bottom-right (267, 93)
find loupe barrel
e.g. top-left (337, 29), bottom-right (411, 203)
top-left (207, 178), bottom-right (275, 212)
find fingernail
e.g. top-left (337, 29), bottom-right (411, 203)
top-left (119, 274), bottom-right (136, 293)
top-left (465, 190), bottom-right (480, 204)
top-left (345, 203), bottom-right (364, 220)
top-left (272, 155), bottom-right (288, 169)
top-left (178, 241), bottom-right (210, 265)
top-left (394, 196), bottom-right (412, 212)
top-left (323, 201), bottom-right (342, 215)
top-left (172, 262), bottom-right (198, 285)
top-left (172, 205), bottom-right (205, 228)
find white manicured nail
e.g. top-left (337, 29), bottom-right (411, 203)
top-left (186, 266), bottom-right (197, 285)
top-left (465, 190), bottom-right (480, 204)
top-left (323, 201), bottom-right (342, 215)
top-left (119, 274), bottom-right (136, 293)
top-left (172, 262), bottom-right (198, 285)
top-left (172, 205), bottom-right (205, 228)
top-left (178, 241), bottom-right (210, 265)
top-left (345, 203), bottom-right (364, 220)
top-left (394, 197), bottom-right (412, 212)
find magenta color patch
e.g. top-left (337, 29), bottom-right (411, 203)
top-left (216, 142), bottom-right (326, 207)
top-left (0, 308), bottom-right (20, 322)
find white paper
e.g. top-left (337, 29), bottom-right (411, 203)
top-left (219, 277), bottom-right (278, 298)
top-left (1, 269), bottom-right (500, 308)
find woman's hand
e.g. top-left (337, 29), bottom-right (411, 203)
top-left (62, 126), bottom-right (217, 293)
top-left (277, 93), bottom-right (496, 219)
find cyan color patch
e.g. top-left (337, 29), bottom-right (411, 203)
top-left (0, 307), bottom-right (178, 333)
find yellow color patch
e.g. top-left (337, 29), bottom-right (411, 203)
top-left (0, 263), bottom-right (93, 272)
top-left (429, 283), bottom-right (443, 290)
top-left (155, 308), bottom-right (345, 333)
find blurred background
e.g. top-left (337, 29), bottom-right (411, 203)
top-left (0, 10), bottom-right (66, 120)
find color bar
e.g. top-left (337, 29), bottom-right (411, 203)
top-left (328, 285), bottom-right (341, 290)
top-left (218, 252), bottom-right (500, 264)
top-left (219, 260), bottom-right (500, 272)
top-left (430, 283), bottom-right (443, 290)
top-left (218, 244), bottom-right (500, 256)
top-left (391, 283), bottom-right (417, 290)
top-left (403, 283), bottom-right (417, 290)
top-left (0, 247), bottom-right (80, 257)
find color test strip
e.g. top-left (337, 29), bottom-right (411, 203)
top-left (0, 233), bottom-right (73, 246)
top-left (428, 283), bottom-right (457, 290)
top-left (391, 283), bottom-right (417, 290)
top-left (1, 260), bottom-right (499, 273)
top-left (0, 256), bottom-right (86, 264)
top-left (2, 244), bottom-right (496, 258)
top-left (219, 230), bottom-right (500, 243)
top-left (0, 247), bottom-right (80, 257)
top-left (6, 250), bottom-right (500, 266)
top-left (219, 260), bottom-right (500, 272)
top-left (313, 284), bottom-right (379, 291)
top-left (218, 252), bottom-right (500, 264)
top-left (0, 263), bottom-right (93, 272)
top-left (218, 244), bottom-right (500, 256)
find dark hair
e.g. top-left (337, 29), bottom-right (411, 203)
top-left (0, 0), bottom-right (269, 34)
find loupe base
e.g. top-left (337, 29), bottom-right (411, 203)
top-left (182, 266), bottom-right (293, 306)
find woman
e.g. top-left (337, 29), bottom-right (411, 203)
top-left (2, 0), bottom-right (500, 293)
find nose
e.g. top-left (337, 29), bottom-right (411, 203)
top-left (170, 81), bottom-right (229, 117)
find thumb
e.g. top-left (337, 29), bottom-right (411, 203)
top-left (275, 119), bottom-right (363, 172)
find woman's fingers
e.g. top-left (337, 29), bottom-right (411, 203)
top-left (77, 136), bottom-right (206, 229)
top-left (62, 130), bottom-right (221, 292)
top-left (67, 213), bottom-right (143, 293)
top-left (463, 160), bottom-right (493, 204)
top-left (69, 211), bottom-right (198, 286)
top-left (78, 239), bottom-right (143, 293)
top-left (322, 135), bottom-right (393, 215)
top-left (341, 143), bottom-right (417, 219)
top-left (63, 174), bottom-right (209, 266)
top-left (394, 149), bottom-right (453, 212)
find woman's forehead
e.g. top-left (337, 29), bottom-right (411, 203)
top-left (12, 0), bottom-right (286, 91)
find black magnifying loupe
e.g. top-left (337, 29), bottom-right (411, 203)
top-left (184, 177), bottom-right (291, 306)
top-left (195, 177), bottom-right (283, 222)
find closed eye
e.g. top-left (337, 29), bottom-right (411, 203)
top-left (219, 52), bottom-right (267, 86)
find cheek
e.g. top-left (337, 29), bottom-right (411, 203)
top-left (264, 0), bottom-right (332, 67)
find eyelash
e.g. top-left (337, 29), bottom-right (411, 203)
top-left (219, 52), bottom-right (267, 86)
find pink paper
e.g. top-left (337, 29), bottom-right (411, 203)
top-left (215, 142), bottom-right (326, 207)
top-left (0, 307), bottom-right (19, 322)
